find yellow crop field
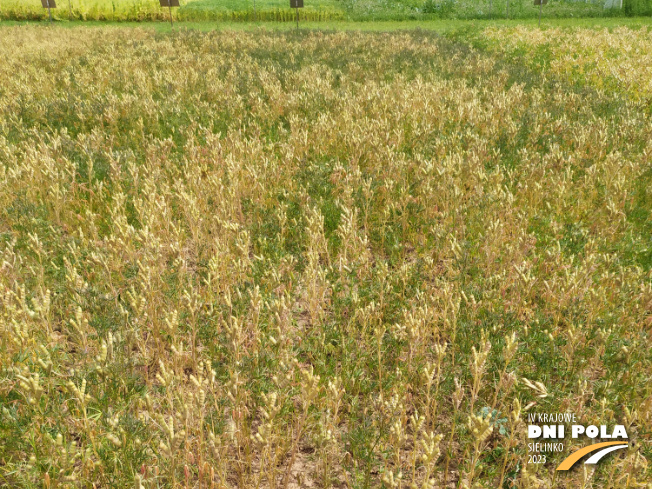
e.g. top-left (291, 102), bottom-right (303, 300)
top-left (0, 0), bottom-right (344, 21)
top-left (0, 0), bottom-right (167, 21)
top-left (0, 25), bottom-right (650, 489)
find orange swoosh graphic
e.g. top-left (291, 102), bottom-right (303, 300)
top-left (556, 441), bottom-right (628, 471)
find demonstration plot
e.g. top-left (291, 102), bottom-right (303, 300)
top-left (0, 25), bottom-right (650, 489)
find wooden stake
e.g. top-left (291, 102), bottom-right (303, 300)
top-left (538, 0), bottom-right (542, 27)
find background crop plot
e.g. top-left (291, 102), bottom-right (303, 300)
top-left (2, 0), bottom-right (651, 21)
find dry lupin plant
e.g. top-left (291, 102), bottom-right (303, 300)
top-left (0, 25), bottom-right (650, 489)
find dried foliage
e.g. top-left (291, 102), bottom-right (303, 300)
top-left (0, 26), bottom-right (650, 488)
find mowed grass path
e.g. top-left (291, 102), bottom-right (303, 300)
top-left (1, 16), bottom-right (652, 29)
top-left (184, 0), bottom-right (341, 11)
top-left (0, 24), bottom-right (650, 488)
top-left (0, 17), bottom-right (652, 29)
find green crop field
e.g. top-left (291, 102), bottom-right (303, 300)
top-left (0, 19), bottom-right (651, 489)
